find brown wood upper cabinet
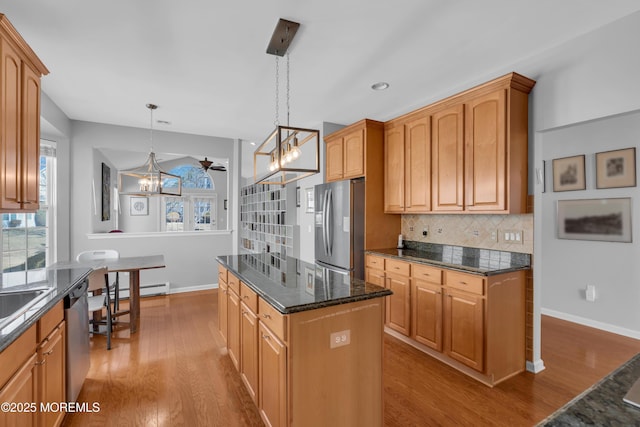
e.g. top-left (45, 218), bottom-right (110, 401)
top-left (385, 72), bottom-right (535, 214)
top-left (324, 119), bottom-right (401, 250)
top-left (324, 119), bottom-right (382, 182)
top-left (384, 114), bottom-right (431, 213)
top-left (0, 15), bottom-right (49, 212)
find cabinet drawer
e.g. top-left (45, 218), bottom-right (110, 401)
top-left (412, 264), bottom-right (443, 284)
top-left (218, 265), bottom-right (228, 284)
top-left (240, 282), bottom-right (258, 313)
top-left (444, 271), bottom-right (485, 295)
top-left (227, 272), bottom-right (240, 295)
top-left (258, 298), bottom-right (287, 343)
top-left (385, 259), bottom-right (410, 276)
top-left (365, 254), bottom-right (385, 270)
top-left (37, 300), bottom-right (63, 341)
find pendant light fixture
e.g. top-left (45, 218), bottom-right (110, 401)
top-left (254, 18), bottom-right (319, 186)
top-left (118, 104), bottom-right (182, 196)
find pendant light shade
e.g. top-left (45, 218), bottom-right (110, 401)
top-left (118, 104), bottom-right (182, 196)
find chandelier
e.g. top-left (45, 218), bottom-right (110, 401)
top-left (118, 104), bottom-right (182, 196)
top-left (254, 19), bottom-right (319, 186)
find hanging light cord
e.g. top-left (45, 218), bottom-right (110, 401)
top-left (274, 57), bottom-right (280, 127)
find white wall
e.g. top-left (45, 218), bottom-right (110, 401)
top-left (539, 112), bottom-right (640, 335)
top-left (522, 11), bottom-right (640, 367)
top-left (70, 120), bottom-right (236, 291)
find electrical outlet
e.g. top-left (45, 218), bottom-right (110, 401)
top-left (437, 228), bottom-right (442, 234)
top-left (586, 285), bottom-right (597, 302)
top-left (409, 226), bottom-right (414, 232)
top-left (422, 227), bottom-right (428, 236)
top-left (330, 330), bottom-right (351, 348)
top-left (491, 230), bottom-right (497, 242)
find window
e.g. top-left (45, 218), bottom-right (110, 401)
top-left (1, 142), bottom-right (56, 286)
top-left (162, 164), bottom-right (217, 232)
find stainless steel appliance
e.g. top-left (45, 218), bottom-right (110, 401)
top-left (64, 279), bottom-right (90, 402)
top-left (314, 179), bottom-right (365, 279)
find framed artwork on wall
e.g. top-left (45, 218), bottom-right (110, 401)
top-left (552, 155), bottom-right (586, 192)
top-left (596, 147), bottom-right (636, 189)
top-left (101, 162), bottom-right (111, 221)
top-left (557, 198), bottom-right (632, 242)
top-left (130, 196), bottom-right (149, 216)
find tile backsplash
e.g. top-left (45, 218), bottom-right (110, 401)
top-left (401, 214), bottom-right (533, 254)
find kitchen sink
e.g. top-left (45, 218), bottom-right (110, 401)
top-left (0, 288), bottom-right (52, 328)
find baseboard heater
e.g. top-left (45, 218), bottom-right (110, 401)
top-left (118, 282), bottom-right (170, 298)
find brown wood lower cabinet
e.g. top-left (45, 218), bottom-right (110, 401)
top-left (227, 287), bottom-right (241, 371)
top-left (0, 300), bottom-right (66, 427)
top-left (219, 262), bottom-right (385, 426)
top-left (365, 254), bottom-right (526, 386)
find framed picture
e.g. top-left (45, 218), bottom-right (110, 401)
top-left (296, 187), bottom-right (301, 207)
top-left (596, 147), bottom-right (636, 189)
top-left (553, 155), bottom-right (586, 192)
top-left (557, 198), bottom-right (632, 242)
top-left (130, 196), bottom-right (149, 216)
top-left (101, 163), bottom-right (111, 221)
top-left (305, 187), bottom-right (314, 213)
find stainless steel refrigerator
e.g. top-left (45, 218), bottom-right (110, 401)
top-left (314, 179), bottom-right (365, 279)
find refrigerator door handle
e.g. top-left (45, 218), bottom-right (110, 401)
top-left (327, 188), bottom-right (334, 256)
top-left (322, 189), bottom-right (330, 256)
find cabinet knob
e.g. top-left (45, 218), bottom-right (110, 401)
top-left (263, 314), bottom-right (271, 319)
top-left (44, 349), bottom-right (54, 356)
top-left (262, 334), bottom-right (270, 340)
top-left (35, 359), bottom-right (46, 366)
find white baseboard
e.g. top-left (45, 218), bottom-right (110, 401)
top-left (168, 283), bottom-right (217, 294)
top-left (526, 359), bottom-right (546, 373)
top-left (542, 308), bottom-right (640, 340)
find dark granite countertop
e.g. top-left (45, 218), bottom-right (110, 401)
top-left (367, 241), bottom-right (531, 276)
top-left (0, 267), bottom-right (92, 353)
top-left (217, 253), bottom-right (391, 314)
top-left (540, 353), bottom-right (640, 425)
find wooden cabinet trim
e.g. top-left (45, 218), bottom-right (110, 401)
top-left (0, 323), bottom-right (36, 387)
top-left (258, 298), bottom-right (287, 343)
top-left (240, 281), bottom-right (258, 314)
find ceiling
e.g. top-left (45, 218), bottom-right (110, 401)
top-left (2, 1), bottom-right (640, 143)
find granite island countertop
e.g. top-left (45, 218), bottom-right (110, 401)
top-left (367, 241), bottom-right (531, 275)
top-left (217, 253), bottom-right (391, 314)
top-left (540, 353), bottom-right (640, 425)
top-left (0, 267), bottom-right (92, 352)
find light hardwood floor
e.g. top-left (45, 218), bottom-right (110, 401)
top-left (62, 290), bottom-right (640, 427)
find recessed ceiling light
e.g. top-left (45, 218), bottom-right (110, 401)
top-left (371, 82), bottom-right (390, 91)
top-left (250, 142), bottom-right (256, 146)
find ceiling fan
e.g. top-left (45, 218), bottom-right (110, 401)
top-left (199, 157), bottom-right (227, 172)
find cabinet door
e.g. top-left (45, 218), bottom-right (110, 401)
top-left (21, 64), bottom-right (41, 209)
top-left (412, 280), bottom-right (442, 351)
top-left (38, 322), bottom-right (65, 427)
top-left (465, 89), bottom-right (506, 212)
top-left (227, 289), bottom-right (240, 371)
top-left (240, 303), bottom-right (259, 404)
top-left (432, 104), bottom-right (464, 211)
top-left (218, 281), bottom-right (228, 344)
top-left (343, 129), bottom-right (365, 178)
top-left (444, 289), bottom-right (484, 372)
top-left (384, 125), bottom-right (405, 213)
top-left (258, 322), bottom-right (287, 427)
top-left (385, 273), bottom-right (411, 336)
top-left (0, 353), bottom-right (38, 427)
top-left (405, 116), bottom-right (431, 212)
top-left (0, 39), bottom-right (22, 211)
top-left (325, 138), bottom-right (344, 182)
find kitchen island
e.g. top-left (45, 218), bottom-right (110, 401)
top-left (217, 253), bottom-right (391, 427)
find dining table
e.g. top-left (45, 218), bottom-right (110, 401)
top-left (49, 254), bottom-right (165, 333)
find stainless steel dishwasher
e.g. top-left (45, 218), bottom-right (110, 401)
top-left (64, 279), bottom-right (90, 402)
